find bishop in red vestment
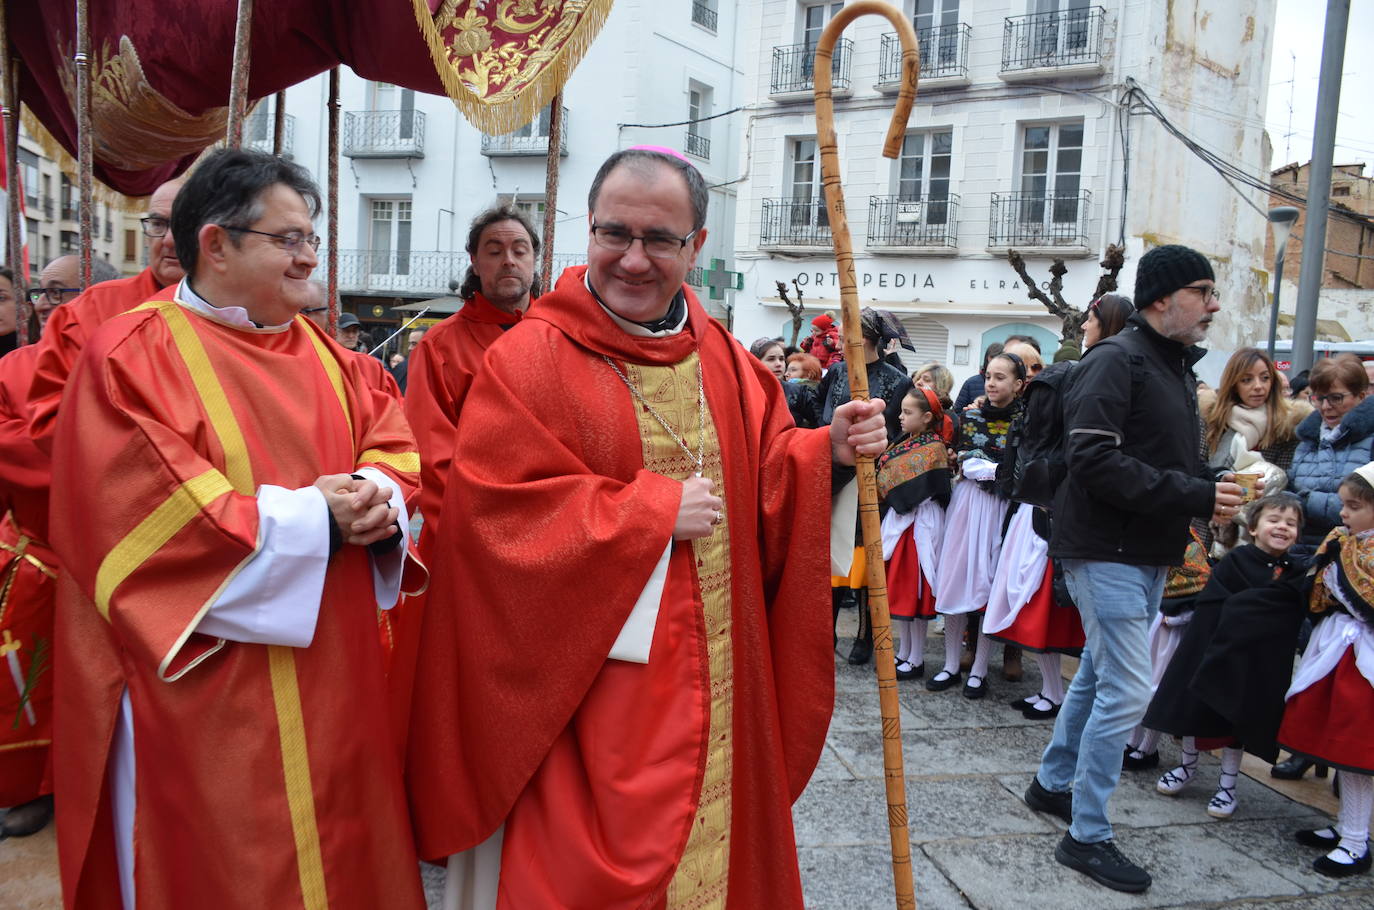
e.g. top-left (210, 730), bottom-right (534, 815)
top-left (50, 151), bottom-right (425, 909)
top-left (406, 149), bottom-right (886, 909)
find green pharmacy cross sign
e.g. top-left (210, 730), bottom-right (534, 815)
top-left (701, 259), bottom-right (743, 300)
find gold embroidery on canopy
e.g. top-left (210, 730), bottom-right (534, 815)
top-left (56, 35), bottom-right (233, 172)
top-left (625, 355), bottom-right (733, 909)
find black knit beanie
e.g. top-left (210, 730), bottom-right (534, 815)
top-left (1133, 244), bottom-right (1214, 310)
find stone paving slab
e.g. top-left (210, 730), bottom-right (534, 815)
top-left (798, 843), bottom-right (974, 910)
top-left (829, 723), bottom-right (1050, 780)
top-left (1201, 815), bottom-right (1374, 896)
top-left (1213, 894), bottom-right (1374, 910)
top-left (922, 825), bottom-right (1308, 910)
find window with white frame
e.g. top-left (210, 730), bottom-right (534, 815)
top-left (498, 194), bottom-right (547, 241)
top-left (800, 2), bottom-right (844, 47)
top-left (785, 138), bottom-right (828, 238)
top-left (368, 198), bottom-right (413, 276)
top-left (1032, 0), bottom-right (1093, 57)
top-left (1018, 121), bottom-right (1084, 228)
top-left (897, 130), bottom-right (952, 223)
top-left (914, 0), bottom-right (961, 68)
top-left (370, 82), bottom-right (417, 139)
top-left (18, 149), bottom-right (38, 205)
top-left (686, 82), bottom-right (712, 160)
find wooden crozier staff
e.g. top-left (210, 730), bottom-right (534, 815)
top-left (814, 4), bottom-right (920, 909)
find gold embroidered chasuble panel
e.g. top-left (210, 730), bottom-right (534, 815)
top-left (625, 354), bottom-right (733, 910)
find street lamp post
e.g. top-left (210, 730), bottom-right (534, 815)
top-left (1267, 206), bottom-right (1301, 362)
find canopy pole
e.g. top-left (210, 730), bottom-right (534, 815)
top-left (540, 94), bottom-right (563, 294)
top-left (326, 67), bottom-right (339, 337)
top-left (75, 0), bottom-right (92, 287)
top-left (226, 0), bottom-right (254, 148)
top-left (0, 0), bottom-right (30, 343)
top-left (272, 89), bottom-right (286, 156)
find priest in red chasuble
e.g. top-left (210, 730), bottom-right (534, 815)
top-left (407, 148), bottom-right (887, 909)
top-left (49, 149), bottom-right (426, 910)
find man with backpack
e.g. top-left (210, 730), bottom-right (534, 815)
top-left (1021, 245), bottom-right (1247, 893)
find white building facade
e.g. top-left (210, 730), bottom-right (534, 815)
top-left (276, 0), bottom-right (745, 345)
top-left (730, 0), bottom-right (1277, 383)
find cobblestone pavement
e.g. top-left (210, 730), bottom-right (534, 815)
top-left (6, 612), bottom-right (1371, 910)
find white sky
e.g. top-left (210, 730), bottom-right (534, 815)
top-left (1266, 0), bottom-right (1374, 168)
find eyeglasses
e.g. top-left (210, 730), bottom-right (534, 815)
top-left (28, 287), bottom-right (82, 305)
top-left (224, 226), bottom-right (322, 254)
top-left (590, 222), bottom-right (698, 259)
top-left (140, 215), bottom-right (171, 238)
top-left (1179, 284), bottom-right (1221, 302)
top-left (1310, 392), bottom-right (1350, 407)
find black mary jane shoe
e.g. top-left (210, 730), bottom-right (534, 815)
top-left (1020, 700), bottom-right (1061, 720)
top-left (1313, 844), bottom-right (1372, 878)
top-left (962, 674), bottom-right (989, 700)
top-left (1295, 827), bottom-right (1341, 849)
top-left (894, 659), bottom-right (924, 680)
top-left (926, 669), bottom-right (961, 692)
top-left (1122, 748), bottom-right (1161, 771)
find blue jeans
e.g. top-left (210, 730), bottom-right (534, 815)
top-left (1036, 559), bottom-right (1166, 843)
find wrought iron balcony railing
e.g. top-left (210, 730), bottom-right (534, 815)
top-left (771, 39), bottom-right (853, 95)
top-left (1001, 7), bottom-right (1105, 74)
top-left (60, 202), bottom-right (79, 220)
top-left (988, 190), bottom-right (1091, 248)
top-left (104, 221), bottom-right (113, 243)
top-left (246, 110), bottom-right (297, 158)
top-left (481, 108), bottom-right (570, 157)
top-left (41, 195), bottom-right (54, 218)
top-left (867, 194), bottom-right (959, 248)
top-left (329, 249), bottom-right (586, 296)
top-left (879, 23), bottom-right (971, 83)
top-left (691, 1), bottom-right (717, 32)
top-left (760, 197), bottom-right (831, 246)
top-left (342, 110), bottom-right (426, 159)
top-left (685, 131), bottom-right (710, 161)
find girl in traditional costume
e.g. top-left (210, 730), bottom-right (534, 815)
top-left (878, 387), bottom-right (954, 680)
top-left (1278, 466), bottom-right (1374, 877)
top-left (1144, 494), bottom-right (1303, 819)
top-left (929, 351), bottom-right (1026, 697)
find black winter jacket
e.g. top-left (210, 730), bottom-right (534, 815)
top-left (1049, 313), bottom-right (1217, 565)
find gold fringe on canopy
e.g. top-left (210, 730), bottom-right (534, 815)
top-left (409, 0), bottom-right (613, 136)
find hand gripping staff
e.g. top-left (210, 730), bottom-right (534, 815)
top-left (814, 4), bottom-right (921, 908)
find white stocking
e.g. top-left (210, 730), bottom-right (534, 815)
top-left (908, 619), bottom-right (928, 665)
top-left (1036, 652), bottom-right (1065, 704)
top-left (1136, 728), bottom-right (1161, 755)
top-left (894, 619), bottom-right (914, 663)
top-left (968, 631), bottom-right (993, 686)
top-left (942, 613), bottom-right (967, 674)
top-left (1334, 772), bottom-right (1374, 861)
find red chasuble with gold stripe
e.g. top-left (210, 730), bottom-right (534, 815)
top-left (50, 300), bottom-right (425, 909)
top-left (407, 268), bottom-right (834, 909)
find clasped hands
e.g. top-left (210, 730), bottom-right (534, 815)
top-left (314, 474), bottom-right (400, 547)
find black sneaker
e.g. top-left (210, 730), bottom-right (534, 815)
top-left (1122, 747), bottom-right (1160, 771)
top-left (1054, 833), bottom-right (1152, 893)
top-left (1024, 778), bottom-right (1073, 825)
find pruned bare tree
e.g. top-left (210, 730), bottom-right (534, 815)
top-left (777, 279), bottom-right (806, 348)
top-left (1005, 243), bottom-right (1126, 347)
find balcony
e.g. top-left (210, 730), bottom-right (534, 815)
top-left (770, 39), bottom-right (853, 100)
top-left (331, 249), bottom-right (585, 297)
top-left (988, 190), bottom-right (1092, 252)
top-left (867, 194), bottom-right (959, 251)
top-left (691, 1), bottom-right (717, 33)
top-left (40, 195), bottom-right (54, 218)
top-left (342, 110), bottom-right (426, 159)
top-left (760, 197), bottom-right (831, 248)
top-left (481, 107), bottom-right (569, 157)
top-left (1000, 7), bottom-right (1106, 80)
top-left (878, 24), bottom-right (972, 91)
top-left (246, 109), bottom-right (296, 158)
top-left (104, 220), bottom-right (113, 243)
top-left (60, 201), bottom-right (78, 221)
top-left (685, 131), bottom-right (710, 161)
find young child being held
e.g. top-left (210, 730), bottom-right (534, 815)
top-left (878, 387), bottom-right (955, 679)
top-left (1277, 466), bottom-right (1374, 878)
top-left (930, 351), bottom-right (1027, 697)
top-left (1142, 493), bottom-right (1301, 819)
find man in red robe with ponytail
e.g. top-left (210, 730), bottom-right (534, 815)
top-left (406, 147), bottom-right (887, 909)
